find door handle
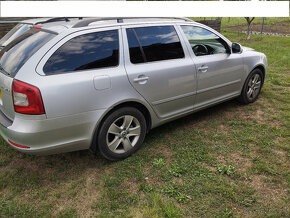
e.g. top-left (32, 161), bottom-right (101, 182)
top-left (198, 65), bottom-right (209, 73)
top-left (134, 75), bottom-right (149, 83)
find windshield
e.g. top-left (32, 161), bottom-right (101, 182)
top-left (0, 28), bottom-right (55, 77)
top-left (0, 24), bottom-right (31, 47)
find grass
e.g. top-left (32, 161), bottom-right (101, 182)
top-left (0, 18), bottom-right (289, 217)
top-left (192, 17), bottom-right (290, 28)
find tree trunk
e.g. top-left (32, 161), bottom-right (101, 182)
top-left (245, 17), bottom-right (255, 40)
top-left (247, 24), bottom-right (251, 40)
top-left (261, 17), bottom-right (265, 34)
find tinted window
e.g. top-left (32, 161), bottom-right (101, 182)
top-left (0, 29), bottom-right (55, 77)
top-left (43, 30), bottom-right (119, 75)
top-left (126, 29), bottom-right (145, 64)
top-left (127, 26), bottom-right (184, 64)
top-left (181, 26), bottom-right (229, 56)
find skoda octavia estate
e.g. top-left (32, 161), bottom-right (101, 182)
top-left (0, 17), bottom-right (267, 160)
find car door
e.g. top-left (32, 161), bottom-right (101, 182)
top-left (35, 27), bottom-right (126, 118)
top-left (122, 24), bottom-right (197, 119)
top-left (179, 25), bottom-right (244, 110)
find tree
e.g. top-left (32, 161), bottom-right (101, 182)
top-left (261, 17), bottom-right (265, 34)
top-left (244, 17), bottom-right (255, 40)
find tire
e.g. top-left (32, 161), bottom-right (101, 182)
top-left (238, 68), bottom-right (264, 104)
top-left (97, 107), bottom-right (147, 161)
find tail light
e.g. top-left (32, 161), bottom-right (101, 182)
top-left (12, 79), bottom-right (45, 115)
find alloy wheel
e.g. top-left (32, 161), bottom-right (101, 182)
top-left (247, 73), bottom-right (262, 101)
top-left (106, 115), bottom-right (141, 154)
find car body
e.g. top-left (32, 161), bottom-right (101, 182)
top-left (0, 17), bottom-right (267, 160)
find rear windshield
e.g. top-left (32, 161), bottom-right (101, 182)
top-left (0, 29), bottom-right (55, 77)
top-left (0, 24), bottom-right (31, 47)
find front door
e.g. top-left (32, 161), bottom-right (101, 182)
top-left (180, 25), bottom-right (244, 110)
top-left (123, 25), bottom-right (197, 119)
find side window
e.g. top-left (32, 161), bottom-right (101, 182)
top-left (126, 29), bottom-right (145, 64)
top-left (43, 30), bottom-right (119, 75)
top-left (126, 26), bottom-right (184, 64)
top-left (181, 26), bottom-right (229, 57)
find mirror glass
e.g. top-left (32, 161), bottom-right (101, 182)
top-left (232, 43), bottom-right (242, 53)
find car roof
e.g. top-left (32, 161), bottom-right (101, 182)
top-left (21, 17), bottom-right (202, 34)
top-left (22, 17), bottom-right (52, 24)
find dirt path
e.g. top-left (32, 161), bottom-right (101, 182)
top-left (227, 21), bottom-right (290, 35)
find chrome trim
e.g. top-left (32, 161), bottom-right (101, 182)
top-left (152, 91), bottom-right (196, 106)
top-left (197, 79), bottom-right (241, 94)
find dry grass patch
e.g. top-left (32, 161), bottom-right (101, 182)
top-left (247, 175), bottom-right (288, 207)
top-left (142, 165), bottom-right (165, 188)
top-left (201, 163), bottom-right (217, 172)
top-left (234, 207), bottom-right (256, 218)
top-left (74, 170), bottom-right (101, 217)
top-left (230, 153), bottom-right (252, 173)
top-left (218, 123), bottom-right (230, 135)
top-left (237, 105), bottom-right (268, 124)
top-left (150, 142), bottom-right (174, 166)
top-left (51, 168), bottom-right (101, 217)
top-left (216, 154), bottom-right (227, 166)
top-left (271, 148), bottom-right (288, 162)
top-left (125, 178), bottom-right (140, 195)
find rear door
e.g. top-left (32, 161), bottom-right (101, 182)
top-left (36, 27), bottom-right (125, 118)
top-left (122, 24), bottom-right (197, 119)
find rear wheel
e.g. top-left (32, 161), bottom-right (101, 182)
top-left (97, 107), bottom-right (147, 161)
top-left (238, 69), bottom-right (263, 104)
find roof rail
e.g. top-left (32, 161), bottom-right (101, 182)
top-left (35, 17), bottom-right (83, 25)
top-left (0, 21), bottom-right (34, 25)
top-left (72, 17), bottom-right (193, 28)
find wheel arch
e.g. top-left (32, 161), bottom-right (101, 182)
top-left (89, 100), bottom-right (152, 153)
top-left (251, 64), bottom-right (266, 84)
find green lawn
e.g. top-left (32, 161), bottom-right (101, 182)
top-left (193, 17), bottom-right (290, 28)
top-left (0, 19), bottom-right (289, 217)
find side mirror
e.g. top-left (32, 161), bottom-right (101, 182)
top-left (232, 42), bottom-right (242, 53)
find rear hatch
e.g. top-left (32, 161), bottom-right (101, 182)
top-left (0, 28), bottom-right (56, 120)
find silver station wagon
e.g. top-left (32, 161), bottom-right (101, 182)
top-left (0, 17), bottom-right (267, 160)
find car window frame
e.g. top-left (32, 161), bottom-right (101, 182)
top-left (177, 24), bottom-right (232, 58)
top-left (122, 23), bottom-right (189, 66)
top-left (36, 26), bottom-right (122, 76)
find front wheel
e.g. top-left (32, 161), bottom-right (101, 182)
top-left (97, 107), bottom-right (147, 161)
top-left (238, 69), bottom-right (264, 104)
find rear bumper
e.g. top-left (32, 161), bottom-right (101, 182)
top-left (0, 109), bottom-right (106, 155)
top-left (0, 109), bottom-right (13, 128)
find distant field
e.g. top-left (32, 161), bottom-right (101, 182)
top-left (193, 17), bottom-right (290, 28)
top-left (0, 18), bottom-right (289, 217)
